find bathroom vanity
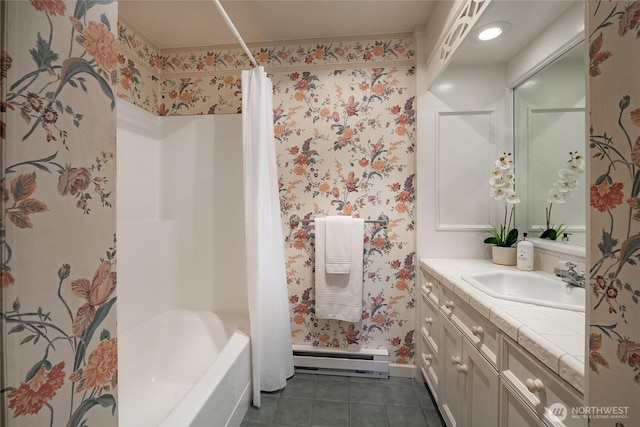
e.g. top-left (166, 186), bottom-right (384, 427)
top-left (419, 259), bottom-right (585, 427)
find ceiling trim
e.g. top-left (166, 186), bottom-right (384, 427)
top-left (119, 15), bottom-right (160, 53)
top-left (157, 32), bottom-right (415, 55)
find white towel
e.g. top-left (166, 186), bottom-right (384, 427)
top-left (325, 216), bottom-right (355, 274)
top-left (315, 217), bottom-right (364, 322)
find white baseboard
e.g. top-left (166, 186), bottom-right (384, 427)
top-left (389, 363), bottom-right (416, 378)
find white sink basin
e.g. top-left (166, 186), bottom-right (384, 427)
top-left (462, 270), bottom-right (585, 312)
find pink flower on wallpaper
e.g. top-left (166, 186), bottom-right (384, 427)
top-left (71, 260), bottom-right (117, 336)
top-left (30, 0), bottom-right (65, 16)
top-left (370, 294), bottom-right (385, 312)
top-left (1, 269), bottom-right (15, 287)
top-left (58, 167), bottom-right (91, 196)
top-left (372, 313), bottom-right (386, 326)
top-left (618, 1), bottom-right (640, 37)
top-left (342, 324), bottom-right (360, 344)
top-left (343, 96), bottom-right (360, 117)
top-left (344, 172), bottom-right (360, 193)
top-left (617, 340), bottom-right (640, 369)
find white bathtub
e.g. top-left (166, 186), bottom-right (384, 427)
top-left (118, 310), bottom-right (251, 427)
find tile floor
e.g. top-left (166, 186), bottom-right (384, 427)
top-left (241, 373), bottom-right (445, 427)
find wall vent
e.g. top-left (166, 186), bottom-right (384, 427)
top-left (292, 345), bottom-right (389, 379)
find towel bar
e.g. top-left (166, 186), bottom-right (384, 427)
top-left (289, 214), bottom-right (388, 228)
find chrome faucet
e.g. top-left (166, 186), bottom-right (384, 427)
top-left (553, 262), bottom-right (585, 288)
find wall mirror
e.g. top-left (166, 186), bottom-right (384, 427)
top-left (514, 41), bottom-right (586, 246)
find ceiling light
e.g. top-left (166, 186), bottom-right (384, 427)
top-left (472, 21), bottom-right (512, 42)
top-left (478, 27), bottom-right (502, 41)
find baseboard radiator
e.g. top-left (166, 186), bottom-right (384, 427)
top-left (292, 345), bottom-right (389, 379)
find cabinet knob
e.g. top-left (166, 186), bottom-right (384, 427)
top-left (444, 301), bottom-right (455, 310)
top-left (471, 326), bottom-right (484, 337)
top-left (450, 356), bottom-right (461, 365)
top-left (424, 353), bottom-right (433, 361)
top-left (457, 363), bottom-right (468, 374)
top-left (424, 317), bottom-right (433, 324)
top-left (425, 282), bottom-right (433, 290)
top-left (525, 378), bottom-right (545, 393)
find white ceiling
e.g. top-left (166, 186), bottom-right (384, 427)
top-left (118, 0), bottom-right (578, 68)
top-left (449, 0), bottom-right (576, 66)
top-left (118, 0), bottom-right (435, 50)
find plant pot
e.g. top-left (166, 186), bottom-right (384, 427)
top-left (491, 245), bottom-right (516, 266)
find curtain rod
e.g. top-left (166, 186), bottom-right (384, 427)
top-left (212, 0), bottom-right (259, 68)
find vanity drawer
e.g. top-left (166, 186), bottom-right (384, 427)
top-left (420, 269), bottom-right (439, 307)
top-left (500, 336), bottom-right (585, 427)
top-left (420, 327), bottom-right (439, 400)
top-left (440, 284), bottom-right (499, 367)
top-left (421, 287), bottom-right (440, 353)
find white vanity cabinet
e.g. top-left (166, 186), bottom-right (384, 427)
top-left (500, 336), bottom-right (584, 427)
top-left (419, 264), bottom-right (585, 427)
top-left (439, 312), bottom-right (500, 427)
top-left (420, 280), bottom-right (441, 401)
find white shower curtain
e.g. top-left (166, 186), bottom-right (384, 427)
top-left (242, 66), bottom-right (294, 408)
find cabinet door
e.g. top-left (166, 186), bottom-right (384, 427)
top-left (440, 315), bottom-right (464, 427)
top-left (499, 379), bottom-right (546, 427)
top-left (462, 338), bottom-right (499, 427)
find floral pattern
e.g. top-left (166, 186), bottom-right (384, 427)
top-left (588, 1), bottom-right (640, 423)
top-left (116, 19), bottom-right (414, 116)
top-left (116, 21), bottom-right (417, 365)
top-left (2, 0), bottom-right (117, 425)
top-left (274, 66), bottom-right (416, 363)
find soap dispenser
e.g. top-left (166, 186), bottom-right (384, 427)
top-left (517, 233), bottom-right (534, 271)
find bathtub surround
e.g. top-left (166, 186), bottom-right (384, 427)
top-left (587, 1), bottom-right (640, 424)
top-left (119, 310), bottom-right (250, 427)
top-left (1, 1), bottom-right (118, 426)
top-left (117, 20), bottom-right (418, 367)
top-left (242, 67), bottom-right (294, 407)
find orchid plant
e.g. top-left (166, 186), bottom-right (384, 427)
top-left (484, 152), bottom-right (521, 247)
top-left (541, 151), bottom-right (585, 240)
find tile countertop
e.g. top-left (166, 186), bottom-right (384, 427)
top-left (419, 258), bottom-right (586, 394)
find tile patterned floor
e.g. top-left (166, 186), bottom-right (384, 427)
top-left (241, 374), bottom-right (446, 427)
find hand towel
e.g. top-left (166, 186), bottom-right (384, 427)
top-left (325, 216), bottom-right (355, 274)
top-left (315, 217), bottom-right (365, 322)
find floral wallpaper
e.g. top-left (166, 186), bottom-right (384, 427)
top-left (1, 1), bottom-right (118, 426)
top-left (117, 21), bottom-right (417, 364)
top-left (587, 1), bottom-right (640, 424)
top-left (274, 67), bottom-right (416, 363)
top-left (117, 18), bottom-right (414, 117)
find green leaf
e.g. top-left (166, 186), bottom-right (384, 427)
top-left (29, 33), bottom-right (59, 69)
top-left (505, 228), bottom-right (519, 247)
top-left (57, 58), bottom-right (115, 110)
top-left (67, 394), bottom-right (117, 427)
top-left (484, 237), bottom-right (499, 245)
top-left (100, 328), bottom-right (111, 340)
top-left (616, 233), bottom-right (640, 277)
top-left (100, 13), bottom-right (111, 31)
top-left (24, 359), bottom-right (51, 383)
top-left (73, 0), bottom-right (115, 20)
top-left (595, 173), bottom-right (609, 186)
top-left (598, 229), bottom-right (618, 257)
top-left (540, 229), bottom-right (557, 240)
top-left (9, 324), bottom-right (25, 334)
top-left (632, 170), bottom-right (640, 198)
